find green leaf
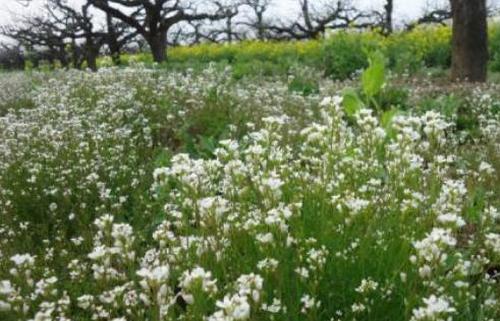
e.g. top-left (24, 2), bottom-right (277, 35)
top-left (381, 108), bottom-right (399, 130)
top-left (342, 88), bottom-right (364, 117)
top-left (362, 51), bottom-right (386, 98)
top-left (200, 135), bottom-right (217, 153)
top-left (153, 149), bottom-right (172, 167)
top-left (381, 108), bottom-right (399, 140)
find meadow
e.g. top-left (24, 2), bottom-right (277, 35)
top-left (95, 24), bottom-right (500, 80)
top-left (0, 28), bottom-right (499, 321)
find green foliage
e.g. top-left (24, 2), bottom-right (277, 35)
top-left (322, 31), bottom-right (373, 79)
top-left (287, 66), bottom-right (320, 96)
top-left (180, 87), bottom-right (234, 158)
top-left (232, 60), bottom-right (290, 79)
top-left (362, 51), bottom-right (386, 98)
top-left (418, 94), bottom-right (464, 119)
top-left (342, 88), bottom-right (364, 116)
top-left (288, 77), bottom-right (320, 96)
top-left (378, 85), bottom-right (410, 111)
top-left (489, 24), bottom-right (500, 72)
top-left (108, 24), bottom-right (460, 80)
top-left (1, 41), bottom-right (500, 321)
top-left (384, 37), bottom-right (423, 73)
top-left (29, 23), bottom-right (500, 80)
top-left (343, 50), bottom-right (393, 116)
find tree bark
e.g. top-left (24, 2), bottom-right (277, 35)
top-left (256, 11), bottom-right (265, 40)
top-left (86, 51), bottom-right (98, 71)
top-left (108, 35), bottom-right (122, 66)
top-left (384, 0), bottom-right (393, 35)
top-left (227, 16), bottom-right (233, 43)
top-left (148, 32), bottom-right (167, 63)
top-left (110, 48), bottom-right (122, 65)
top-left (450, 0), bottom-right (488, 82)
top-left (106, 13), bottom-right (122, 66)
top-left (85, 41), bottom-right (99, 71)
top-left (58, 46), bottom-right (69, 68)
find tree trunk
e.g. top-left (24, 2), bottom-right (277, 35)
top-left (106, 13), bottom-right (122, 66)
top-left (257, 15), bottom-right (265, 40)
top-left (86, 52), bottom-right (98, 71)
top-left (384, 0), bottom-right (393, 35)
top-left (108, 39), bottom-right (122, 65)
top-left (31, 52), bottom-right (40, 68)
top-left (255, 6), bottom-right (266, 41)
top-left (58, 46), bottom-right (69, 68)
top-left (301, 0), bottom-right (313, 32)
top-left (450, 0), bottom-right (488, 82)
top-left (86, 45), bottom-right (99, 71)
top-left (148, 32), bottom-right (167, 63)
top-left (227, 17), bottom-right (233, 43)
top-left (70, 39), bottom-right (80, 69)
top-left (111, 49), bottom-right (122, 66)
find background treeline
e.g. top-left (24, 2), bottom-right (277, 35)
top-left (0, 0), bottom-right (497, 81)
top-left (0, 0), bottom-right (456, 70)
top-left (116, 25), bottom-right (456, 79)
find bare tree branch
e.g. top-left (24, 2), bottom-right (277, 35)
top-left (89, 0), bottom-right (230, 62)
top-left (267, 0), bottom-right (375, 40)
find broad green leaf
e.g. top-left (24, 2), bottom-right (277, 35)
top-left (342, 88), bottom-right (364, 116)
top-left (381, 108), bottom-right (399, 140)
top-left (362, 51), bottom-right (386, 98)
top-left (381, 108), bottom-right (399, 130)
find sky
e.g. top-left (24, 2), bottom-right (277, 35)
top-left (0, 0), bottom-right (444, 24)
top-left (0, 0), bottom-right (449, 44)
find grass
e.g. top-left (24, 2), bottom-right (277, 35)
top-left (90, 23), bottom-right (500, 81)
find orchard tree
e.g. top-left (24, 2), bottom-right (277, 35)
top-left (242, 0), bottom-right (272, 40)
top-left (370, 0), bottom-right (394, 35)
top-left (212, 1), bottom-right (242, 43)
top-left (383, 0), bottom-right (393, 34)
top-left (12, 0), bottom-right (136, 69)
top-left (0, 43), bottom-right (25, 70)
top-left (104, 15), bottom-right (138, 65)
top-left (405, 0), bottom-right (451, 30)
top-left (1, 14), bottom-right (72, 68)
top-left (89, 0), bottom-right (229, 62)
top-left (450, 0), bottom-right (488, 82)
top-left (189, 0), bottom-right (243, 43)
top-left (268, 0), bottom-right (372, 40)
top-left (184, 21), bottom-right (217, 44)
top-left (47, 0), bottom-right (107, 71)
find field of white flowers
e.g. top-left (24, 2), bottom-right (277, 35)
top-left (0, 64), bottom-right (498, 321)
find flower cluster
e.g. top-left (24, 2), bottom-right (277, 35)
top-left (0, 67), bottom-right (499, 321)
